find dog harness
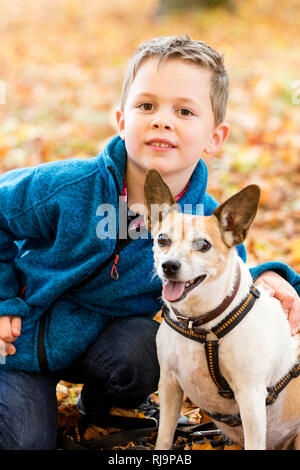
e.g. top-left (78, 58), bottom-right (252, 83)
top-left (161, 279), bottom-right (300, 428)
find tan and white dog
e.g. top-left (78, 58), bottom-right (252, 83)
top-left (144, 169), bottom-right (300, 450)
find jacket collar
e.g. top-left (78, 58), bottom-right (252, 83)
top-left (98, 136), bottom-right (209, 211)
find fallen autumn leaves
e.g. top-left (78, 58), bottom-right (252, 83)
top-left (56, 382), bottom-right (243, 450)
top-left (0, 0), bottom-right (299, 451)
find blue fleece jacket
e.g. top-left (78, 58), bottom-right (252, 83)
top-left (0, 135), bottom-right (299, 372)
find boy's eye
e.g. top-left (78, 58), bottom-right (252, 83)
top-left (139, 103), bottom-right (153, 111)
top-left (157, 233), bottom-right (171, 247)
top-left (193, 238), bottom-right (211, 252)
top-left (178, 108), bottom-right (193, 116)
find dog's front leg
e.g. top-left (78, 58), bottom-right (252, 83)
top-left (155, 369), bottom-right (184, 450)
top-left (235, 386), bottom-right (267, 450)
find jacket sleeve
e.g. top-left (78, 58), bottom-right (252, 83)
top-left (0, 166), bottom-right (53, 318)
top-left (203, 193), bottom-right (300, 296)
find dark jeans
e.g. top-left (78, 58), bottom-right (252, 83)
top-left (0, 316), bottom-right (160, 450)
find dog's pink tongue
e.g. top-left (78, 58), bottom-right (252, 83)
top-left (163, 280), bottom-right (185, 302)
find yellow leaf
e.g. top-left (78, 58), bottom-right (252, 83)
top-left (290, 240), bottom-right (300, 263)
top-left (258, 150), bottom-right (272, 168)
top-left (56, 383), bottom-right (70, 403)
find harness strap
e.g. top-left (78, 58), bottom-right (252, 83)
top-left (211, 287), bottom-right (260, 339)
top-left (162, 285), bottom-right (261, 400)
top-left (205, 341), bottom-right (234, 399)
top-left (266, 359), bottom-right (300, 405)
top-left (204, 359), bottom-right (300, 427)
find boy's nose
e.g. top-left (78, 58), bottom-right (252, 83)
top-left (151, 118), bottom-right (173, 131)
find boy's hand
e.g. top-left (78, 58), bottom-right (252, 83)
top-left (0, 316), bottom-right (21, 357)
top-left (254, 271), bottom-right (300, 336)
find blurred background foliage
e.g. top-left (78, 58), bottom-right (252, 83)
top-left (0, 0), bottom-right (299, 271)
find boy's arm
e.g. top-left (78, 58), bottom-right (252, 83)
top-left (249, 261), bottom-right (300, 295)
top-left (252, 267), bottom-right (300, 335)
top-left (0, 166), bottom-right (52, 319)
top-left (242, 253), bottom-right (300, 334)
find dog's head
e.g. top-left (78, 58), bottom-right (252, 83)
top-left (144, 169), bottom-right (260, 306)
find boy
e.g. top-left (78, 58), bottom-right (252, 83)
top-left (0, 36), bottom-right (299, 450)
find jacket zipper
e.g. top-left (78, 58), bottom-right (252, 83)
top-left (37, 165), bottom-right (132, 371)
top-left (111, 253), bottom-right (120, 280)
top-left (107, 164), bottom-right (124, 282)
top-left (74, 165), bottom-right (132, 287)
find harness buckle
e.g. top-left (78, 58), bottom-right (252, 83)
top-left (250, 286), bottom-right (260, 298)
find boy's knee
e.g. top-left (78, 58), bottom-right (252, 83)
top-left (81, 356), bottom-right (160, 413)
top-left (110, 363), bottom-right (136, 389)
top-left (108, 346), bottom-right (160, 394)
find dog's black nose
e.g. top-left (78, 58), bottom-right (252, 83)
top-left (162, 260), bottom-right (181, 276)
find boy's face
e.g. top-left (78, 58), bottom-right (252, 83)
top-left (117, 57), bottom-right (227, 180)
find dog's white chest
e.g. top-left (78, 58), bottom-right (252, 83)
top-left (156, 305), bottom-right (300, 450)
top-left (156, 321), bottom-right (238, 415)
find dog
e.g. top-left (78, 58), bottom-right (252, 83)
top-left (144, 169), bottom-right (300, 450)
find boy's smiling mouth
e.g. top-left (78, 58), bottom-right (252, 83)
top-left (146, 138), bottom-right (176, 151)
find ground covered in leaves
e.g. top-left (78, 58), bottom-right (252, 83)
top-left (0, 0), bottom-right (299, 451)
top-left (56, 383), bottom-right (243, 450)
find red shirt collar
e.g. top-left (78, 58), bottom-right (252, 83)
top-left (122, 177), bottom-right (190, 202)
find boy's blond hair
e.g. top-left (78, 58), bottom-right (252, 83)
top-left (120, 35), bottom-right (229, 125)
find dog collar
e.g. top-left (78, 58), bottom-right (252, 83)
top-left (170, 264), bottom-right (241, 330)
top-left (162, 282), bottom-right (260, 347)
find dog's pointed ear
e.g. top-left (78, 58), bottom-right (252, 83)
top-left (144, 169), bottom-right (177, 233)
top-left (213, 185), bottom-right (260, 248)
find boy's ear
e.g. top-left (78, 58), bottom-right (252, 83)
top-left (116, 109), bottom-right (125, 140)
top-left (213, 185), bottom-right (260, 248)
top-left (204, 121), bottom-right (230, 155)
top-left (144, 169), bottom-right (177, 233)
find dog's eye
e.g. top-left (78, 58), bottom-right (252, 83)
top-left (194, 238), bottom-right (211, 252)
top-left (157, 233), bottom-right (171, 247)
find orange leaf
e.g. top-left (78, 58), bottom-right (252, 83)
top-left (153, 310), bottom-right (163, 323)
top-left (110, 407), bottom-right (145, 419)
top-left (191, 438), bottom-right (214, 450)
